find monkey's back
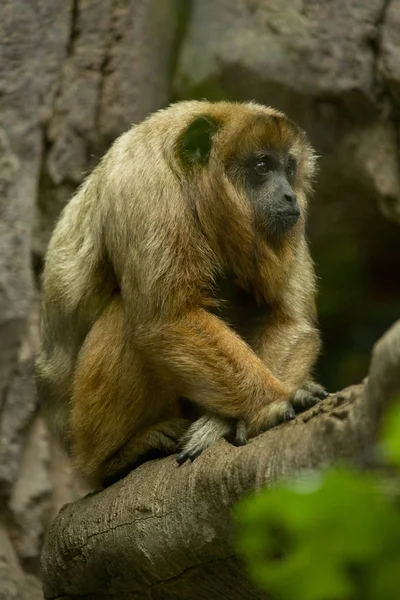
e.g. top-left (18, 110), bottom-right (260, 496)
top-left (36, 103), bottom-right (214, 447)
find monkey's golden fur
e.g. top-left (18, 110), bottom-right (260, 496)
top-left (37, 100), bottom-right (322, 488)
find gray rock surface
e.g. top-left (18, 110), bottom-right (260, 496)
top-left (36, 0), bottom-right (179, 255)
top-left (380, 0), bottom-right (400, 102)
top-left (0, 0), bottom-right (70, 402)
top-left (0, 525), bottom-right (43, 600)
top-left (178, 0), bottom-right (381, 107)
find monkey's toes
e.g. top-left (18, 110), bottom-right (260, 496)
top-left (176, 438), bottom-right (208, 465)
top-left (176, 448), bottom-right (202, 465)
top-left (176, 414), bottom-right (236, 465)
top-left (176, 451), bottom-right (191, 465)
top-left (234, 420), bottom-right (248, 446)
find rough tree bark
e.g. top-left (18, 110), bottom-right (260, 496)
top-left (40, 320), bottom-right (400, 600)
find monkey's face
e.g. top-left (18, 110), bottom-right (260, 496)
top-left (231, 147), bottom-right (300, 237)
top-left (177, 101), bottom-right (315, 243)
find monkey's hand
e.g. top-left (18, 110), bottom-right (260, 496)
top-left (176, 415), bottom-right (247, 464)
top-left (291, 380), bottom-right (328, 411)
top-left (244, 381), bottom-right (328, 437)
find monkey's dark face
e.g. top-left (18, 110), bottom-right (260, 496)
top-left (178, 105), bottom-right (315, 241)
top-left (231, 149), bottom-right (300, 237)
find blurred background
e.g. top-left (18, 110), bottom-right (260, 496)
top-left (0, 0), bottom-right (399, 596)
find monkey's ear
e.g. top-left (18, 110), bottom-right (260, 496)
top-left (180, 116), bottom-right (219, 165)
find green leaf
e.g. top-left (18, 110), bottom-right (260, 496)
top-left (235, 468), bottom-right (400, 600)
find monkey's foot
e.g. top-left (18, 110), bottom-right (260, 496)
top-left (291, 381), bottom-right (328, 412)
top-left (176, 415), bottom-right (247, 465)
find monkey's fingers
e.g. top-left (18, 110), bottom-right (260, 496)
top-left (247, 400), bottom-right (296, 437)
top-left (302, 381), bottom-right (329, 400)
top-left (292, 383), bottom-right (328, 412)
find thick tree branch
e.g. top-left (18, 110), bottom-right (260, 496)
top-left (41, 321), bottom-right (400, 600)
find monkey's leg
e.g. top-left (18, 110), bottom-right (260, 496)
top-left (141, 308), bottom-right (295, 436)
top-left (70, 298), bottom-right (189, 488)
top-left (101, 418), bottom-right (190, 487)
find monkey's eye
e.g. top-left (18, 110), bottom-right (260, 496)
top-left (286, 156), bottom-right (297, 179)
top-left (254, 156), bottom-right (273, 175)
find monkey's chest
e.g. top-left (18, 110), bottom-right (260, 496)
top-left (209, 271), bottom-right (268, 345)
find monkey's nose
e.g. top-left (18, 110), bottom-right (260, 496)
top-left (284, 192), bottom-right (297, 206)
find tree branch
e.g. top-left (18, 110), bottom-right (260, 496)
top-left (41, 320), bottom-right (400, 600)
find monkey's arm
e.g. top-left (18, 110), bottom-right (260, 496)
top-left (177, 307), bottom-right (323, 464)
top-left (254, 309), bottom-right (321, 387)
top-left (253, 252), bottom-right (325, 406)
top-left (140, 308), bottom-right (295, 435)
top-left (253, 311), bottom-right (325, 404)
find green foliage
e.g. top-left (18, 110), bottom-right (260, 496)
top-left (235, 398), bottom-right (400, 600)
top-left (381, 399), bottom-right (400, 467)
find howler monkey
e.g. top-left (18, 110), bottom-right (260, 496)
top-left (37, 101), bottom-right (326, 488)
